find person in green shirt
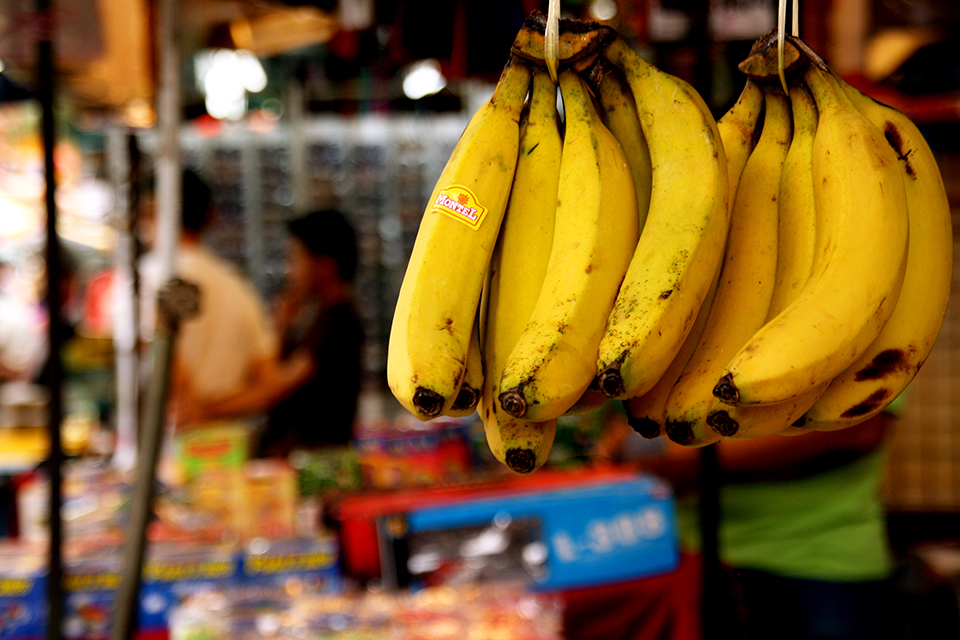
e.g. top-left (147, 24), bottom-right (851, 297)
top-left (597, 399), bottom-right (901, 640)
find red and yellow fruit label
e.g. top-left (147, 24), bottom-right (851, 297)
top-left (431, 185), bottom-right (487, 229)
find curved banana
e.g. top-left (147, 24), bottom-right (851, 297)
top-left (710, 82), bottom-right (829, 439)
top-left (444, 315), bottom-right (482, 417)
top-left (623, 80), bottom-right (759, 440)
top-left (387, 58), bottom-right (531, 421)
top-left (714, 63), bottom-right (909, 407)
top-left (480, 68), bottom-right (561, 473)
top-left (595, 37), bottom-right (730, 401)
top-left (798, 73), bottom-right (953, 430)
top-left (716, 79), bottom-right (765, 201)
top-left (625, 259), bottom-right (721, 439)
top-left (498, 68), bottom-right (639, 422)
top-left (590, 58), bottom-right (654, 232)
top-left (770, 82), bottom-right (818, 318)
top-left (664, 89), bottom-right (790, 446)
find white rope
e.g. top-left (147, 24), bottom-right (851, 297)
top-left (545, 0), bottom-right (560, 83)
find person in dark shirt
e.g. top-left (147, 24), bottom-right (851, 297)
top-left (188, 209), bottom-right (365, 458)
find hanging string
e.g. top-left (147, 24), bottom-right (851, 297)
top-left (777, 0), bottom-right (789, 94)
top-left (545, 0), bottom-right (560, 83)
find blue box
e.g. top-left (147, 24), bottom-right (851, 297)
top-left (239, 536), bottom-right (342, 593)
top-left (400, 475), bottom-right (679, 591)
top-left (0, 571), bottom-right (45, 640)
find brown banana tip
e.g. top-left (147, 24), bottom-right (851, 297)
top-left (499, 388), bottom-right (527, 418)
top-left (712, 373), bottom-right (739, 404)
top-left (412, 387), bottom-right (445, 418)
top-left (706, 410), bottom-right (739, 437)
top-left (451, 385), bottom-right (479, 412)
top-left (665, 420), bottom-right (695, 446)
top-left (505, 448), bottom-right (537, 474)
top-left (598, 367), bottom-right (626, 399)
top-left (627, 415), bottom-right (663, 440)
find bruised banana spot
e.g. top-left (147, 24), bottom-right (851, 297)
top-left (499, 387), bottom-right (528, 418)
top-left (451, 384), bottom-right (480, 412)
top-left (505, 448), bottom-right (537, 474)
top-left (707, 410), bottom-right (739, 436)
top-left (442, 317), bottom-right (454, 334)
top-left (884, 122), bottom-right (917, 179)
top-left (840, 389), bottom-right (890, 419)
top-left (659, 289), bottom-right (673, 300)
top-left (665, 420), bottom-right (695, 446)
top-left (628, 415), bottom-right (662, 439)
top-left (598, 362), bottom-right (626, 398)
top-left (713, 373), bottom-right (739, 404)
top-left (413, 387), bottom-right (445, 418)
top-left (854, 348), bottom-right (908, 381)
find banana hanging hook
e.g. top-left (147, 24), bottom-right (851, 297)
top-left (777, 0), bottom-right (801, 94)
top-left (777, 0), bottom-right (788, 94)
top-left (545, 0), bottom-right (560, 84)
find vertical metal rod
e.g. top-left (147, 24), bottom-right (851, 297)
top-left (699, 444), bottom-right (723, 640)
top-left (107, 128), bottom-right (140, 472)
top-left (37, 0), bottom-right (63, 637)
top-left (112, 0), bottom-right (182, 636)
top-left (110, 334), bottom-right (175, 640)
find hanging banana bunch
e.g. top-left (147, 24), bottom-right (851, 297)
top-left (386, 10), bottom-right (953, 472)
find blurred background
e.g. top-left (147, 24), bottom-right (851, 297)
top-left (1, 1), bottom-right (960, 639)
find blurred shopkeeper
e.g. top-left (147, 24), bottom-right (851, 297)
top-left (592, 398), bottom-right (900, 640)
top-left (191, 209), bottom-right (365, 459)
top-left (139, 170), bottom-right (278, 443)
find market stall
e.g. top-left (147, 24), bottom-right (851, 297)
top-left (2, 0), bottom-right (960, 639)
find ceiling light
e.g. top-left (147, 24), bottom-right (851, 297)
top-left (403, 59), bottom-right (447, 101)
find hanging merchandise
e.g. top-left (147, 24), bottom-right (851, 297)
top-left (386, 10), bottom-right (953, 471)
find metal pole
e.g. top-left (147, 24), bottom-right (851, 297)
top-left (111, 0), bottom-right (183, 636)
top-left (699, 444), bottom-right (723, 640)
top-left (37, 0), bottom-right (63, 637)
top-left (107, 127), bottom-right (140, 472)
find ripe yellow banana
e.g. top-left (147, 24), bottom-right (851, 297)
top-left (716, 79), bottom-right (764, 201)
top-left (798, 73), bottom-right (953, 430)
top-left (596, 37), bottom-right (730, 402)
top-left (479, 68), bottom-right (561, 473)
top-left (664, 89), bottom-right (790, 446)
top-left (624, 260), bottom-right (721, 439)
top-left (498, 68), bottom-right (639, 422)
top-left (770, 82), bottom-right (818, 317)
top-left (590, 58), bottom-right (654, 232)
top-left (622, 80), bottom-right (759, 440)
top-left (714, 63), bottom-right (909, 408)
top-left (711, 82), bottom-right (829, 439)
top-left (444, 314), bottom-right (482, 417)
top-left (387, 58), bottom-right (531, 421)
